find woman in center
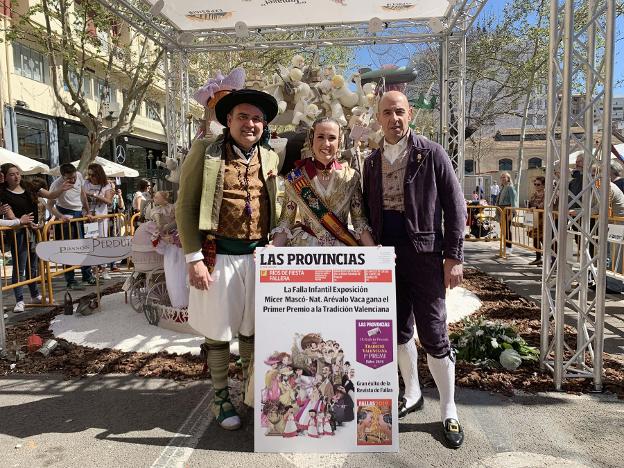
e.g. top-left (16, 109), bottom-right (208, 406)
top-left (272, 117), bottom-right (375, 247)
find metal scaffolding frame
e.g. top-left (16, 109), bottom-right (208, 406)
top-left (441, 33), bottom-right (467, 183)
top-left (541, 0), bottom-right (615, 390)
top-left (92, 0), bottom-right (489, 182)
top-left (90, 0), bottom-right (616, 390)
top-left (164, 51), bottom-right (191, 154)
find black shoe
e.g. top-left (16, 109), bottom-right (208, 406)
top-left (67, 282), bottom-right (85, 291)
top-left (398, 395), bottom-right (424, 419)
top-left (442, 418), bottom-right (464, 449)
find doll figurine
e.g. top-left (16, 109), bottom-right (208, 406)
top-left (282, 406), bottom-right (298, 438)
top-left (306, 409), bottom-right (320, 438)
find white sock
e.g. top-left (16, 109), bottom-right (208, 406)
top-left (397, 339), bottom-right (422, 406)
top-left (427, 354), bottom-right (459, 422)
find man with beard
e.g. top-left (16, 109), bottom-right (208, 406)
top-left (362, 91), bottom-right (466, 449)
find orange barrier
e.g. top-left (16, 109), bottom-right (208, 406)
top-left (503, 207), bottom-right (545, 258)
top-left (465, 204), bottom-right (505, 258)
top-left (129, 212), bottom-right (140, 235)
top-left (0, 224), bottom-right (48, 306)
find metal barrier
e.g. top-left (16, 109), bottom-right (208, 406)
top-left (465, 204), bottom-right (505, 257)
top-left (503, 208), bottom-right (624, 283)
top-left (41, 213), bottom-right (128, 304)
top-left (129, 212), bottom-right (140, 235)
top-left (504, 207), bottom-right (545, 259)
top-left (606, 216), bottom-right (624, 282)
top-left (0, 224), bottom-right (48, 306)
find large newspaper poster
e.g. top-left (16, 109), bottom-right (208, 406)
top-left (254, 247), bottom-right (399, 453)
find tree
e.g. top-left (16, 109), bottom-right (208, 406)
top-left (5, 0), bottom-right (165, 170)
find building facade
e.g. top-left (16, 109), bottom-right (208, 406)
top-left (0, 2), bottom-right (199, 200)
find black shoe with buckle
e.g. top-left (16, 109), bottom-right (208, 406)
top-left (398, 395), bottom-right (424, 419)
top-left (442, 418), bottom-right (464, 449)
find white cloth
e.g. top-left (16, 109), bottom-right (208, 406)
top-left (382, 134), bottom-right (409, 164)
top-left (187, 253), bottom-right (255, 341)
top-left (51, 172), bottom-right (84, 211)
top-left (84, 181), bottom-right (112, 237)
top-left (427, 354), bottom-right (458, 422)
top-left (0, 218), bottom-right (19, 227)
top-left (490, 183), bottom-right (501, 197)
top-left (132, 191), bottom-right (149, 212)
top-left (83, 181), bottom-right (112, 216)
top-left (162, 243), bottom-right (189, 308)
top-left (397, 339), bottom-right (422, 406)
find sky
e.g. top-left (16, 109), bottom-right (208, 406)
top-left (351, 0), bottom-right (624, 97)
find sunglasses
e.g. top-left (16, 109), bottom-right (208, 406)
top-left (534, 183), bottom-right (543, 186)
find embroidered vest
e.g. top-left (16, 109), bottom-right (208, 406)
top-left (381, 150), bottom-right (409, 211)
top-left (217, 144), bottom-right (270, 240)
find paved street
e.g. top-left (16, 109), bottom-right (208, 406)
top-left (0, 374), bottom-right (621, 468)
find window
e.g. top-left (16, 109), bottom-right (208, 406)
top-left (499, 159), bottom-right (513, 171)
top-left (96, 78), bottom-right (116, 103)
top-left (68, 132), bottom-right (88, 162)
top-left (146, 100), bottom-right (161, 121)
top-left (63, 70), bottom-right (93, 98)
top-left (464, 160), bottom-right (475, 175)
top-left (13, 42), bottom-right (47, 82)
top-left (16, 114), bottom-right (49, 163)
top-left (528, 157), bottom-right (543, 169)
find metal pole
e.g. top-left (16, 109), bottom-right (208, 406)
top-left (440, 38), bottom-right (449, 150)
top-left (577, 0), bottom-right (597, 367)
top-left (594, 0), bottom-right (616, 391)
top-left (541, 0), bottom-right (561, 371)
top-left (553, 0), bottom-right (576, 390)
top-left (457, 32), bottom-right (466, 187)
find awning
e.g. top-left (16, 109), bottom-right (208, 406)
top-left (145, 0), bottom-right (450, 31)
top-left (0, 147), bottom-right (50, 175)
top-left (48, 157), bottom-right (140, 178)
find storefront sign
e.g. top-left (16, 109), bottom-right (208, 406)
top-left (36, 237), bottom-right (132, 266)
top-left (254, 247), bottom-right (398, 453)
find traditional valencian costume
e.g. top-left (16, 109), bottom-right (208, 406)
top-left (272, 158), bottom-right (371, 246)
top-left (177, 88), bottom-right (280, 431)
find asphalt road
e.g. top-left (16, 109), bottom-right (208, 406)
top-left (0, 374), bottom-right (621, 468)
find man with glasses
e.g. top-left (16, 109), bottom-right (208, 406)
top-left (177, 89), bottom-right (281, 431)
top-left (47, 163), bottom-right (95, 289)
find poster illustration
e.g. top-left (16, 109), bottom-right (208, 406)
top-left (357, 399), bottom-right (393, 446)
top-left (254, 247), bottom-right (398, 453)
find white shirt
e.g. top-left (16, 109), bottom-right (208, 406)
top-left (50, 172), bottom-right (84, 211)
top-left (83, 181), bottom-right (112, 215)
top-left (490, 183), bottom-right (501, 196)
top-left (0, 218), bottom-right (20, 227)
top-left (382, 134), bottom-right (409, 164)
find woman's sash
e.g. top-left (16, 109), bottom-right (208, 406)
top-left (287, 160), bottom-right (359, 246)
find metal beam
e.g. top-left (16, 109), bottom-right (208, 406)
top-left (541, 0), bottom-right (615, 391)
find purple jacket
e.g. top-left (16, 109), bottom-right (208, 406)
top-left (362, 133), bottom-right (467, 262)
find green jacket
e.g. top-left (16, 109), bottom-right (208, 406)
top-left (497, 184), bottom-right (517, 207)
top-left (176, 136), bottom-right (281, 255)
